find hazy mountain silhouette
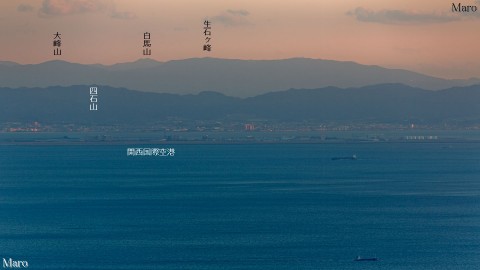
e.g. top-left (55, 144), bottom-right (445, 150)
top-left (1, 84), bottom-right (478, 124)
top-left (1, 58), bottom-right (478, 97)
top-left (0, 61), bottom-right (20, 66)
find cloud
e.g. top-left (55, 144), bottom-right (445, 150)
top-left (348, 7), bottom-right (460, 25)
top-left (173, 27), bottom-right (188, 32)
top-left (38, 0), bottom-right (134, 19)
top-left (110, 9), bottom-right (135, 20)
top-left (227, 9), bottom-right (249, 16)
top-left (17, 4), bottom-right (35, 12)
top-left (39, 0), bottom-right (106, 16)
top-left (212, 9), bottom-right (251, 27)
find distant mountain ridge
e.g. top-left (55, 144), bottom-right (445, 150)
top-left (0, 58), bottom-right (478, 97)
top-left (0, 84), bottom-right (478, 124)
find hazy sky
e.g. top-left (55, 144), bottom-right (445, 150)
top-left (1, 0), bottom-right (480, 79)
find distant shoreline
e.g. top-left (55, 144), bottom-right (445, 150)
top-left (1, 138), bottom-right (478, 146)
top-left (1, 129), bottom-right (479, 146)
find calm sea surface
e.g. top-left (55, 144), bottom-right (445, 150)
top-left (1, 143), bottom-right (479, 269)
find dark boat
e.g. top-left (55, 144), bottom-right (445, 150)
top-left (354, 256), bottom-right (378, 261)
top-left (332, 154), bottom-right (357, 161)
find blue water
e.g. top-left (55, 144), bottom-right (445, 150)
top-left (1, 143), bottom-right (479, 269)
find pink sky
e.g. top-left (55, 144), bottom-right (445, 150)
top-left (1, 0), bottom-right (480, 79)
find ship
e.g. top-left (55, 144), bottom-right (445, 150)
top-left (354, 256), bottom-right (378, 262)
top-left (331, 154), bottom-right (357, 161)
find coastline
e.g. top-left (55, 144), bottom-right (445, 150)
top-left (1, 138), bottom-right (478, 146)
top-left (1, 129), bottom-right (479, 146)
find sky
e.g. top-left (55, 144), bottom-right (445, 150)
top-left (1, 0), bottom-right (480, 79)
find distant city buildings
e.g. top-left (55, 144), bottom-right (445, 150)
top-left (244, 124), bottom-right (255, 131)
top-left (1, 120), bottom-right (479, 135)
top-left (405, 136), bottom-right (438, 140)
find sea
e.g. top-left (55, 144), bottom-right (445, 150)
top-left (1, 141), bottom-right (479, 269)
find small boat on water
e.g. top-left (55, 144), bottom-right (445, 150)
top-left (332, 154), bottom-right (357, 161)
top-left (354, 256), bottom-right (378, 262)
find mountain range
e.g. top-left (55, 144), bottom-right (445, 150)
top-left (1, 84), bottom-right (478, 124)
top-left (1, 58), bottom-right (478, 97)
